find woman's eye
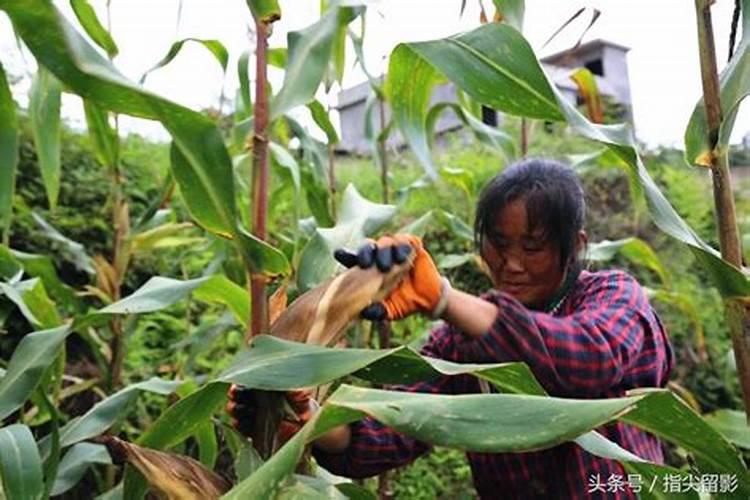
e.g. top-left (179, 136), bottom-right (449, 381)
top-left (523, 241), bottom-right (545, 252)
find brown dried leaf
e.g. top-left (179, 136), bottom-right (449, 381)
top-left (98, 436), bottom-right (230, 500)
top-left (92, 255), bottom-right (117, 301)
top-left (268, 283), bottom-right (288, 326)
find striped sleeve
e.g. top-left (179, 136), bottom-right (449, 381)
top-left (312, 325), bottom-right (456, 477)
top-left (454, 271), bottom-right (656, 397)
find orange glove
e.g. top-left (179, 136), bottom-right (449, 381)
top-left (226, 385), bottom-right (316, 444)
top-left (334, 234), bottom-right (450, 320)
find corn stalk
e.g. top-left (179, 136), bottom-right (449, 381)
top-left (246, 3), bottom-right (279, 340)
top-left (693, 0), bottom-right (750, 421)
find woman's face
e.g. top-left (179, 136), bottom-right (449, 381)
top-left (481, 198), bottom-right (568, 308)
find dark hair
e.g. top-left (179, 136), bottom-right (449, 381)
top-left (474, 158), bottom-right (586, 272)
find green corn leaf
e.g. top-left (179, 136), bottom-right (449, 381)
top-left (269, 142), bottom-right (301, 192)
top-left (426, 102), bottom-right (516, 160)
top-left (491, 0), bottom-right (525, 31)
top-left (0, 424), bottom-right (44, 500)
top-left (140, 38), bottom-right (229, 84)
top-left (195, 421), bottom-right (218, 469)
top-left (267, 47), bottom-right (288, 69)
top-left (246, 0), bottom-right (281, 23)
top-left (166, 143), bottom-right (235, 240)
top-left (70, 0), bottom-right (118, 58)
top-left (622, 389), bottom-right (750, 496)
top-left (0, 1), bottom-right (243, 247)
top-left (2, 247), bottom-right (78, 310)
top-left (192, 274), bottom-right (250, 328)
top-left (0, 62), bottom-right (18, 242)
top-left (83, 99), bottom-right (119, 168)
top-left (386, 22), bottom-right (750, 297)
top-left (587, 238), bottom-right (670, 287)
top-left (296, 185), bottom-right (395, 292)
top-left (219, 335), bottom-right (545, 396)
top-left (28, 68), bottom-right (62, 209)
top-left (219, 336), bottom-right (749, 498)
top-left (38, 378), bottom-right (181, 455)
top-left (0, 325), bottom-right (71, 421)
top-left (237, 50), bottom-right (252, 120)
top-left (98, 276), bottom-right (211, 315)
top-left (685, 0), bottom-right (750, 166)
top-left (51, 443), bottom-right (111, 496)
top-left (704, 409), bottom-right (750, 449)
top-left (307, 100), bottom-right (339, 144)
top-left (31, 212), bottom-right (94, 275)
top-left (271, 5), bottom-right (363, 120)
top-left (225, 386), bottom-right (715, 499)
top-left (128, 222), bottom-right (197, 255)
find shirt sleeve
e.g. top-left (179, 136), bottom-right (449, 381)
top-left (312, 325), bottom-right (456, 478)
top-left (453, 271), bottom-right (661, 397)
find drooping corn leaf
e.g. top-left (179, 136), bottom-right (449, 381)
top-left (98, 276), bottom-right (211, 315)
top-left (70, 0), bottom-right (117, 58)
top-left (385, 22), bottom-right (750, 297)
top-left (685, 0), bottom-right (750, 166)
top-left (226, 385), bottom-right (739, 499)
top-left (31, 212), bottom-right (94, 275)
top-left (271, 5), bottom-right (363, 120)
top-left (38, 378), bottom-right (182, 455)
top-left (140, 38), bottom-right (229, 84)
top-left (0, 278), bottom-right (61, 329)
top-left (28, 67), bottom-right (62, 209)
top-left (0, 62), bottom-right (18, 241)
top-left (51, 442), bottom-right (111, 496)
top-left (0, 324), bottom-right (71, 421)
top-left (0, 1), bottom-right (288, 277)
top-left (308, 100), bottom-right (339, 144)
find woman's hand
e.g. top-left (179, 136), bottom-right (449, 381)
top-left (334, 234), bottom-right (449, 320)
top-left (226, 385), bottom-right (352, 453)
top-left (226, 385), bottom-right (315, 444)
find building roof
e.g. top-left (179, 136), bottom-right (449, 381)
top-left (540, 39), bottom-right (630, 66)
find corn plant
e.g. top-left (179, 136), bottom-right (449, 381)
top-left (0, 0), bottom-right (749, 499)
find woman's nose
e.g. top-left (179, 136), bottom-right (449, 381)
top-left (503, 251), bottom-right (525, 273)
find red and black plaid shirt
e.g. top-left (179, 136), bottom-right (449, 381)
top-left (314, 270), bottom-right (673, 499)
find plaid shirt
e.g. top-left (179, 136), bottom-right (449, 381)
top-left (314, 270), bottom-right (673, 499)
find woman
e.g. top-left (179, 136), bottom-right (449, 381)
top-left (229, 158), bottom-right (673, 498)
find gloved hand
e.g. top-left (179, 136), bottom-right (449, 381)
top-left (226, 385), bottom-right (316, 444)
top-left (334, 234), bottom-right (449, 321)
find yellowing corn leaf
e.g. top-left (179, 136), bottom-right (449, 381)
top-left (98, 435), bottom-right (230, 500)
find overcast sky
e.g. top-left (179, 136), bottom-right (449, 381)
top-left (0, 0), bottom-right (747, 149)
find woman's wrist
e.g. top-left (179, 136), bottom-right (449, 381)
top-left (312, 424), bottom-right (352, 453)
top-left (439, 286), bottom-right (499, 338)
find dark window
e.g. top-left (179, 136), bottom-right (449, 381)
top-left (584, 58), bottom-right (604, 76)
top-left (481, 105), bottom-right (497, 127)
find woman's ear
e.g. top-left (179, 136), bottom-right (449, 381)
top-left (576, 230), bottom-right (588, 256)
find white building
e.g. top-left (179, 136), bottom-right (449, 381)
top-left (336, 39), bottom-right (632, 155)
